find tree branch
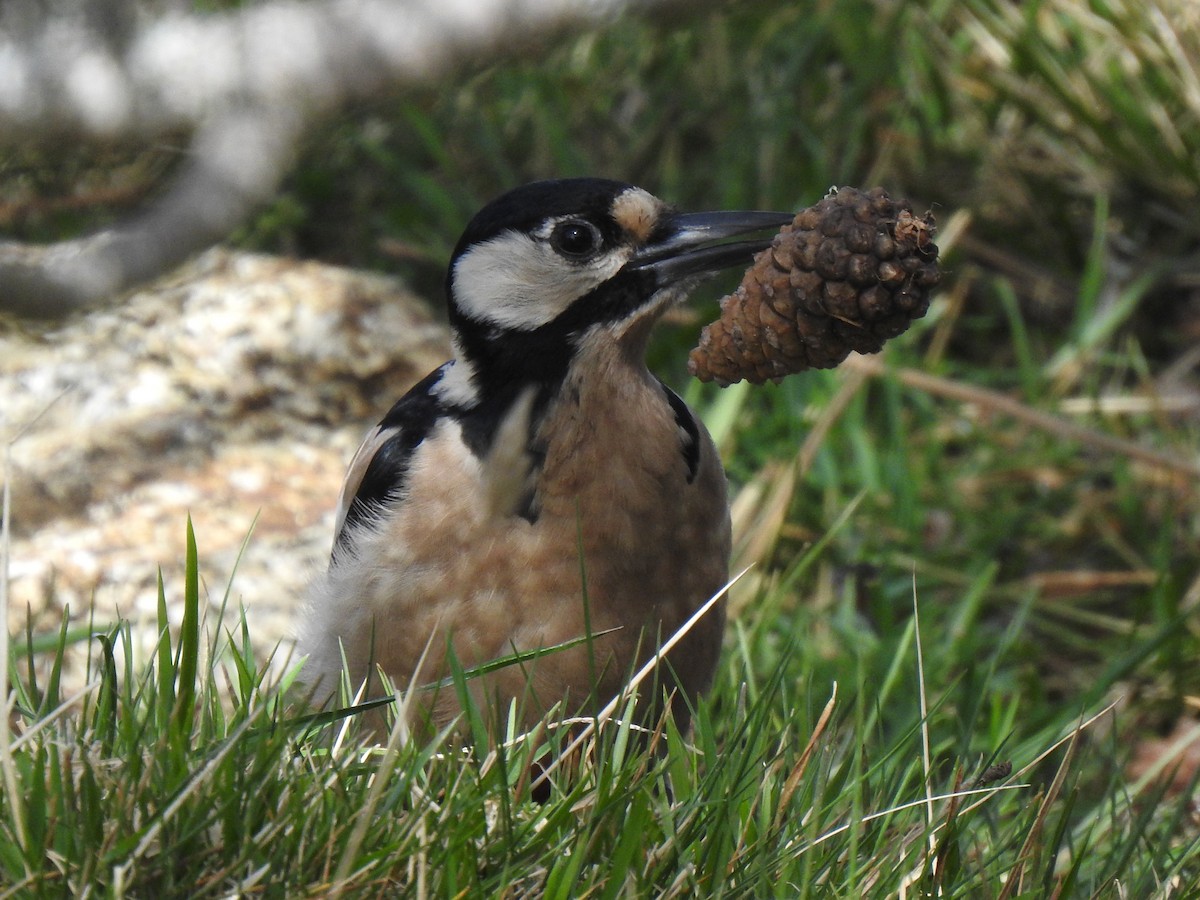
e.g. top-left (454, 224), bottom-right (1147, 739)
top-left (0, 0), bottom-right (640, 139)
top-left (0, 0), bottom-right (664, 317)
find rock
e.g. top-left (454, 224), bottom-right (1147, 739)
top-left (2, 248), bottom-right (451, 678)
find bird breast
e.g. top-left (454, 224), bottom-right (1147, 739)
top-left (300, 339), bottom-right (731, 731)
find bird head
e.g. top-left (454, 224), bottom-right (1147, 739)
top-left (440, 178), bottom-right (791, 406)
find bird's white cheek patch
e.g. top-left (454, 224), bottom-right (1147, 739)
top-left (452, 231), bottom-right (627, 331)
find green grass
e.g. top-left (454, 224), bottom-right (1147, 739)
top-left (5, 0), bottom-right (1200, 895)
top-left (1, 511), bottom-right (1196, 895)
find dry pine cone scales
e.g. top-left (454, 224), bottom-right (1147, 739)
top-left (689, 186), bottom-right (940, 385)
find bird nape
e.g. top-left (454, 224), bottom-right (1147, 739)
top-left (296, 178), bottom-right (791, 740)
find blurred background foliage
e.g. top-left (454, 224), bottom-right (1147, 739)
top-left (6, 0), bottom-right (1198, 729)
top-left (5, 0), bottom-right (1198, 324)
top-left (3, 0), bottom-right (1200, 890)
top-left (239, 0), bottom-right (1200, 349)
top-left (10, 0), bottom-right (1197, 359)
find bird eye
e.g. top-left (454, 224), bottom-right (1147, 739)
top-left (549, 220), bottom-right (602, 259)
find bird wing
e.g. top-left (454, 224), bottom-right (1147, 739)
top-left (332, 423), bottom-right (396, 541)
top-left (657, 379), bottom-right (701, 483)
top-left (332, 365), bottom-right (447, 550)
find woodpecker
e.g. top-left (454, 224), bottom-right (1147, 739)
top-left (297, 178), bottom-right (790, 736)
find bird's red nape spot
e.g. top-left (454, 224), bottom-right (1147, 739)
top-left (611, 188), bottom-right (663, 244)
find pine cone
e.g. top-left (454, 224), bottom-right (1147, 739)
top-left (688, 187), bottom-right (940, 385)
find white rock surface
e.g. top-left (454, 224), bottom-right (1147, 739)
top-left (2, 248), bottom-right (451, 679)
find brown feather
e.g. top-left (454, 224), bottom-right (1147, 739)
top-left (298, 333), bottom-right (729, 736)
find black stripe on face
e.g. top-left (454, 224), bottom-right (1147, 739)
top-left (446, 266), bottom-right (666, 479)
top-left (450, 317), bottom-right (575, 405)
top-left (659, 380), bottom-right (701, 483)
top-left (451, 266), bottom-right (661, 395)
top-left (552, 266), bottom-right (663, 335)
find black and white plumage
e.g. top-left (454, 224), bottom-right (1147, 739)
top-left (297, 178), bottom-right (790, 734)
